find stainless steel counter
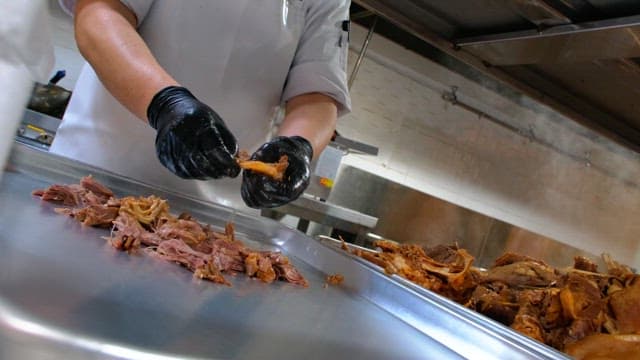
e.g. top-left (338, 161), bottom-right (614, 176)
top-left (264, 193), bottom-right (378, 236)
top-left (0, 143), bottom-right (568, 359)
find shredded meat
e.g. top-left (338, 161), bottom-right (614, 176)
top-left (33, 183), bottom-right (86, 206)
top-left (511, 290), bottom-right (546, 343)
top-left (244, 252), bottom-right (259, 277)
top-left (266, 252), bottom-right (308, 287)
top-left (237, 152), bottom-right (289, 181)
top-left (34, 176), bottom-right (308, 288)
top-left (465, 282), bottom-right (519, 325)
top-left (493, 252), bottom-right (548, 267)
top-left (118, 195), bottom-right (169, 225)
top-left (346, 237), bottom-right (640, 356)
top-left (80, 175), bottom-right (114, 200)
top-left (608, 276), bottom-right (640, 334)
top-left (155, 219), bottom-right (207, 245)
top-left (603, 253), bottom-right (635, 279)
top-left (107, 212), bottom-right (163, 250)
top-left (574, 256), bottom-right (598, 273)
top-left (349, 239), bottom-right (475, 303)
top-left (325, 274), bottom-right (344, 286)
top-left (55, 202), bottom-right (120, 226)
top-left (33, 175), bottom-right (114, 207)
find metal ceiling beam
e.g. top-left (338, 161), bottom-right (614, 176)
top-left (351, 10), bottom-right (375, 21)
top-left (349, 16), bottom-right (378, 89)
top-left (455, 15), bottom-right (640, 65)
top-left (456, 14), bottom-right (640, 46)
top-left (352, 0), bottom-right (640, 153)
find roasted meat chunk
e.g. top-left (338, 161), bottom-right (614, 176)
top-left (349, 241), bottom-right (640, 356)
top-left (608, 275), bottom-right (640, 334)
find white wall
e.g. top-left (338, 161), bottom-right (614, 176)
top-left (341, 24), bottom-right (640, 267)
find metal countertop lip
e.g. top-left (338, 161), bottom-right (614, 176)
top-left (279, 193), bottom-right (379, 228)
top-left (0, 143), bottom-right (568, 359)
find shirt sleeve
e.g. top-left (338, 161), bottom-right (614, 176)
top-left (57, 0), bottom-right (154, 27)
top-left (118, 0), bottom-right (154, 27)
top-left (281, 0), bottom-right (352, 116)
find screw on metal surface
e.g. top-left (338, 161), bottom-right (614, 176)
top-left (584, 151), bottom-right (592, 167)
top-left (442, 86), bottom-right (459, 104)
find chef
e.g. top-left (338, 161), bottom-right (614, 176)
top-left (50, 0), bottom-right (351, 213)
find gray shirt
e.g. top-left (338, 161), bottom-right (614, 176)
top-left (51, 0), bottom-right (351, 213)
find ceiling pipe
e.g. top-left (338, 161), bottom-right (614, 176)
top-left (348, 16), bottom-right (378, 90)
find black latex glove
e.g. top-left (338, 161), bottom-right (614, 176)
top-left (241, 136), bottom-right (313, 209)
top-left (147, 86), bottom-right (240, 179)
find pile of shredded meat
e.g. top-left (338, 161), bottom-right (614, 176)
top-left (345, 239), bottom-right (640, 358)
top-left (33, 175), bottom-right (308, 287)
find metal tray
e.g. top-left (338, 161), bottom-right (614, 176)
top-left (0, 143), bottom-right (569, 359)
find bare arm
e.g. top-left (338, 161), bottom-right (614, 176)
top-left (74, 0), bottom-right (178, 121)
top-left (279, 93), bottom-right (338, 160)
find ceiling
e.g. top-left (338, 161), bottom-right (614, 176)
top-left (350, 0), bottom-right (640, 152)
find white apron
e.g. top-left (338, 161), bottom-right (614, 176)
top-left (50, 1), bottom-right (305, 213)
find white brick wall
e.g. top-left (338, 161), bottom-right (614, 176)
top-left (342, 24), bottom-right (640, 267)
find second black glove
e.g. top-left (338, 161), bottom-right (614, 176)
top-left (241, 136), bottom-right (313, 208)
top-left (147, 86), bottom-right (240, 179)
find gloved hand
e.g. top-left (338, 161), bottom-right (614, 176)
top-left (147, 86), bottom-right (240, 179)
top-left (241, 136), bottom-right (313, 208)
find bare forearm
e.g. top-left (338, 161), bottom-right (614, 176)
top-left (279, 93), bottom-right (337, 159)
top-left (74, 0), bottom-right (178, 121)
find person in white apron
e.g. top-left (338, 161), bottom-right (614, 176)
top-left (50, 0), bottom-right (351, 214)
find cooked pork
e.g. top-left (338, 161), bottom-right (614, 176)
top-left (325, 274), bottom-right (344, 286)
top-left (349, 237), bottom-right (640, 356)
top-left (34, 176), bottom-right (308, 287)
top-left (237, 153), bottom-right (289, 181)
top-left (565, 334), bottom-right (640, 360)
top-left (482, 261), bottom-right (558, 288)
top-left (574, 256), bottom-right (598, 273)
top-left (466, 282), bottom-right (519, 325)
top-left (608, 275), bottom-right (640, 334)
top-left (55, 204), bottom-right (119, 227)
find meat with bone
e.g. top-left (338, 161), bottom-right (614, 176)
top-left (34, 176), bottom-right (309, 288)
top-left (608, 275), bottom-right (640, 334)
top-left (465, 282), bottom-right (520, 325)
top-left (350, 239), bottom-right (475, 303)
top-left (481, 260), bottom-right (559, 288)
top-left (349, 237), bottom-right (640, 356)
top-left (511, 290), bottom-right (547, 343)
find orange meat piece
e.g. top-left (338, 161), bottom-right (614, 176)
top-left (237, 152), bottom-right (289, 181)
